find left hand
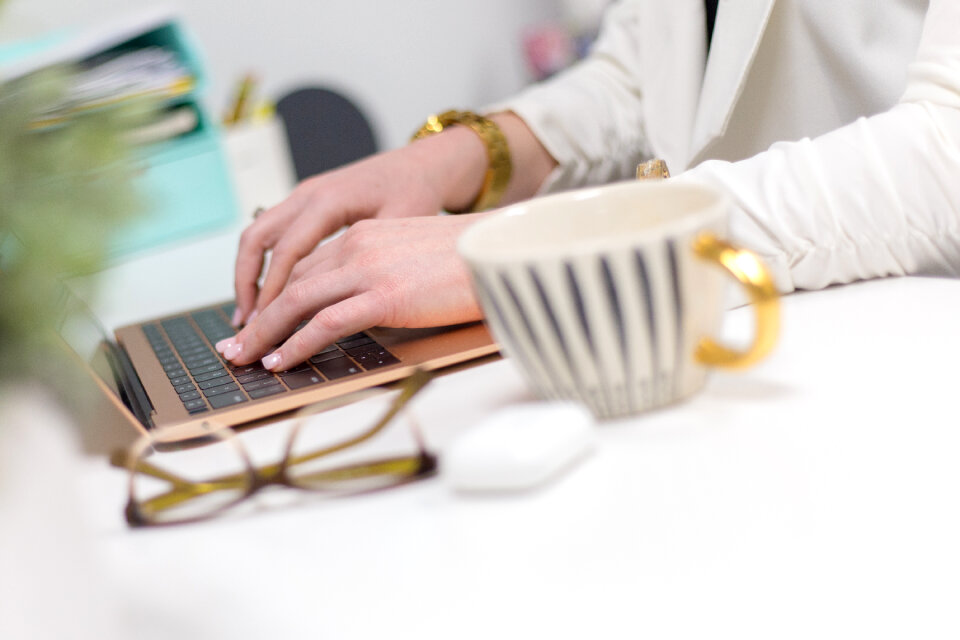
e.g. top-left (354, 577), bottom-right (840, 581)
top-left (217, 213), bottom-right (489, 370)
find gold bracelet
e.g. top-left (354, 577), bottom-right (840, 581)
top-left (411, 110), bottom-right (512, 213)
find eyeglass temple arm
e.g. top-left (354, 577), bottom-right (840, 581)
top-left (112, 449), bottom-right (252, 489)
top-left (110, 450), bottom-right (193, 485)
top-left (285, 368), bottom-right (432, 468)
top-left (111, 450), bottom-right (255, 513)
top-left (138, 476), bottom-right (251, 514)
top-left (290, 454), bottom-right (431, 485)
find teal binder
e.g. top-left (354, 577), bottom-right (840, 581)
top-left (0, 11), bottom-right (239, 260)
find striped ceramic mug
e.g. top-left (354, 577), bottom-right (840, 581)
top-left (458, 180), bottom-right (780, 419)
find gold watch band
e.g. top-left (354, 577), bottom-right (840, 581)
top-left (411, 110), bottom-right (512, 213)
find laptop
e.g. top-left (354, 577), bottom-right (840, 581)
top-left (60, 290), bottom-right (499, 444)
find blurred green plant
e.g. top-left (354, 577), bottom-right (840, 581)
top-left (0, 66), bottom-right (146, 383)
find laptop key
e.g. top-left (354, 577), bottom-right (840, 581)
top-left (175, 343), bottom-right (209, 357)
top-left (184, 353), bottom-right (219, 367)
top-left (236, 370), bottom-right (273, 384)
top-left (176, 346), bottom-right (210, 359)
top-left (174, 382), bottom-right (196, 394)
top-left (169, 375), bottom-right (191, 387)
top-left (313, 355), bottom-right (361, 380)
top-left (167, 330), bottom-right (199, 342)
top-left (310, 350), bottom-right (345, 364)
top-left (194, 368), bottom-right (229, 383)
top-left (182, 398), bottom-right (208, 413)
top-left (198, 375), bottom-right (233, 390)
top-left (242, 377), bottom-right (282, 392)
top-left (338, 336), bottom-right (375, 350)
top-left (230, 363), bottom-right (266, 375)
top-left (280, 370), bottom-right (325, 389)
top-left (208, 391), bottom-right (249, 409)
top-left (313, 343), bottom-right (340, 355)
top-left (346, 343), bottom-right (398, 361)
top-left (188, 361), bottom-right (224, 375)
top-left (179, 390), bottom-right (201, 401)
top-left (165, 368), bottom-right (187, 380)
top-left (182, 349), bottom-right (215, 362)
top-left (278, 363), bottom-right (311, 375)
top-left (203, 382), bottom-right (240, 397)
top-left (354, 352), bottom-right (400, 370)
top-left (247, 385), bottom-right (286, 400)
top-left (344, 344), bottom-right (381, 357)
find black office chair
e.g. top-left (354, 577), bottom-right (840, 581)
top-left (275, 87), bottom-right (379, 181)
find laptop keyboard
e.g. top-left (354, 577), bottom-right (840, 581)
top-left (141, 303), bottom-right (400, 415)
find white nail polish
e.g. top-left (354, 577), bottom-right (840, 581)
top-left (224, 343), bottom-right (243, 360)
top-left (231, 309), bottom-right (243, 326)
top-left (215, 337), bottom-right (235, 354)
top-left (262, 352), bottom-right (282, 371)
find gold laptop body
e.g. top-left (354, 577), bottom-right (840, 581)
top-left (75, 299), bottom-right (497, 444)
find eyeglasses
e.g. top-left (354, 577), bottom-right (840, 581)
top-left (110, 369), bottom-right (437, 527)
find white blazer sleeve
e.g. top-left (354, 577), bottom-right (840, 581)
top-left (487, 0), bottom-right (654, 191)
top-left (678, 0), bottom-right (960, 293)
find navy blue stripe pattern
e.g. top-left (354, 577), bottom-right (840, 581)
top-left (499, 271), bottom-right (566, 397)
top-left (666, 240), bottom-right (685, 400)
top-left (635, 248), bottom-right (658, 404)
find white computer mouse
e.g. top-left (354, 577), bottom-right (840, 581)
top-left (443, 401), bottom-right (597, 492)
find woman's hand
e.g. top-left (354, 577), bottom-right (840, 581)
top-left (223, 111), bottom-right (557, 369)
top-left (218, 212), bottom-right (490, 371)
top-left (232, 128), bottom-right (489, 326)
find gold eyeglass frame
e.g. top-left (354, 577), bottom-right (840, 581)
top-left (110, 368), bottom-right (437, 527)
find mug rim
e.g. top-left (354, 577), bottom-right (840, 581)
top-left (458, 179), bottom-right (730, 265)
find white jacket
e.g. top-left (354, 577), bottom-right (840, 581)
top-left (496, 0), bottom-right (960, 292)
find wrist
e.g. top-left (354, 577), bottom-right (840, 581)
top-left (407, 124), bottom-right (487, 212)
top-left (411, 110), bottom-right (512, 213)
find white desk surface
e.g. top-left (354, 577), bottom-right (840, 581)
top-left (5, 229), bottom-right (960, 639)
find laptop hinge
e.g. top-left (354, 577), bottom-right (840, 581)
top-left (105, 342), bottom-right (155, 429)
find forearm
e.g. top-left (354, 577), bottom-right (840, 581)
top-left (680, 103), bottom-right (960, 293)
top-left (491, 112), bottom-right (558, 205)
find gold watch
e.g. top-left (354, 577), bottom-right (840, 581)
top-left (412, 110), bottom-right (512, 213)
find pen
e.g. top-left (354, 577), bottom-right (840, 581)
top-left (224, 73), bottom-right (257, 126)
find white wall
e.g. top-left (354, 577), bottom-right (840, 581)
top-left (0, 0), bottom-right (564, 149)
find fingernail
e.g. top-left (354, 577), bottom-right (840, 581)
top-left (246, 309), bottom-right (259, 325)
top-left (231, 309), bottom-right (243, 327)
top-left (224, 342), bottom-right (244, 361)
top-left (215, 337), bottom-right (235, 354)
top-left (262, 352), bottom-right (282, 371)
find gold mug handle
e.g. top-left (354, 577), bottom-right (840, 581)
top-left (692, 232), bottom-right (780, 369)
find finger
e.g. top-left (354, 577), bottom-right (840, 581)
top-left (254, 210), bottom-right (346, 314)
top-left (224, 267), bottom-right (359, 365)
top-left (261, 291), bottom-right (388, 372)
top-left (233, 199), bottom-right (303, 324)
top-left (233, 227), bottom-right (265, 325)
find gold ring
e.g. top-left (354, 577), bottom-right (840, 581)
top-left (636, 159), bottom-right (670, 181)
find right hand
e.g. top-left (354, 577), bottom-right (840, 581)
top-left (221, 212), bottom-right (489, 371)
top-left (233, 129), bottom-right (488, 326)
